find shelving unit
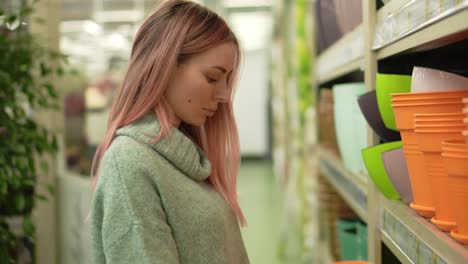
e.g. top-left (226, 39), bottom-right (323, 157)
top-left (318, 147), bottom-right (368, 222)
top-left (381, 196), bottom-right (468, 264)
top-left (374, 1), bottom-right (468, 59)
top-left (319, 149), bottom-right (468, 263)
top-left (311, 0), bottom-right (468, 263)
top-left (316, 25), bottom-right (364, 84)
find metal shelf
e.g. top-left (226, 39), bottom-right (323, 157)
top-left (375, 2), bottom-right (468, 60)
top-left (315, 25), bottom-right (364, 85)
top-left (380, 197), bottom-right (468, 264)
top-left (318, 147), bottom-right (368, 223)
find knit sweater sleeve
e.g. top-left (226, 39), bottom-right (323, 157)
top-left (91, 150), bottom-right (180, 264)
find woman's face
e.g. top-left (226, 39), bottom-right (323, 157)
top-left (165, 42), bottom-right (236, 127)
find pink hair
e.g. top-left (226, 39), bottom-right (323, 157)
top-left (91, 0), bottom-right (246, 226)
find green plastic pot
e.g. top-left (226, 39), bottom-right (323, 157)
top-left (333, 83), bottom-right (368, 175)
top-left (362, 141), bottom-right (403, 199)
top-left (376, 74), bottom-right (411, 131)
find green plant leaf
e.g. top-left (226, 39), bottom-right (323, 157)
top-left (0, 180), bottom-right (7, 196)
top-left (40, 160), bottom-right (49, 174)
top-left (35, 194), bottom-right (47, 202)
top-left (47, 184), bottom-right (55, 196)
top-left (56, 67), bottom-right (64, 76)
top-left (16, 194), bottom-right (26, 212)
top-left (6, 15), bottom-right (17, 23)
top-left (23, 215), bottom-right (35, 237)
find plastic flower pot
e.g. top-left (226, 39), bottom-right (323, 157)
top-left (333, 83), bottom-right (367, 175)
top-left (392, 90), bottom-right (468, 101)
top-left (382, 147), bottom-right (413, 204)
top-left (413, 124), bottom-right (465, 130)
top-left (358, 90), bottom-right (401, 142)
top-left (415, 113), bottom-right (464, 128)
top-left (392, 98), bottom-right (463, 105)
top-left (442, 140), bottom-right (468, 244)
top-left (415, 127), bottom-right (464, 231)
top-left (375, 73), bottom-right (411, 131)
top-left (411, 67), bottom-right (468, 93)
top-left (403, 146), bottom-right (435, 218)
top-left (362, 141), bottom-right (402, 199)
top-left (399, 130), bottom-right (418, 146)
top-left (415, 112), bottom-right (464, 121)
top-left (392, 101), bottom-right (464, 130)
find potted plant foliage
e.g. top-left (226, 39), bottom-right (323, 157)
top-left (0, 0), bottom-right (68, 262)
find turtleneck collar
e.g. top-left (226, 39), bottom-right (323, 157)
top-left (115, 113), bottom-right (211, 181)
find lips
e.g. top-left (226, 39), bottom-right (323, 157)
top-left (203, 107), bottom-right (217, 112)
top-left (203, 108), bottom-right (216, 117)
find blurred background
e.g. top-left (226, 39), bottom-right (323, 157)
top-left (1, 0), bottom-right (468, 263)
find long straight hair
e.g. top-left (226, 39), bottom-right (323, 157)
top-left (91, 0), bottom-right (246, 226)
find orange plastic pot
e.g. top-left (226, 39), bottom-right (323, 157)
top-left (400, 130), bottom-right (418, 146)
top-left (416, 130), bottom-right (463, 231)
top-left (392, 100), bottom-right (463, 107)
top-left (415, 113), bottom-right (464, 127)
top-left (403, 149), bottom-right (435, 217)
top-left (392, 103), bottom-right (464, 130)
top-left (392, 90), bottom-right (468, 100)
top-left (414, 125), bottom-right (465, 130)
top-left (463, 130), bottom-right (468, 144)
top-left (416, 118), bottom-right (464, 123)
top-left (442, 140), bottom-right (468, 154)
top-left (425, 152), bottom-right (457, 231)
top-left (442, 142), bottom-right (468, 244)
top-left (392, 98), bottom-right (463, 106)
top-left (415, 113), bottom-right (465, 119)
top-left (415, 129), bottom-right (464, 153)
top-left (392, 101), bottom-right (460, 107)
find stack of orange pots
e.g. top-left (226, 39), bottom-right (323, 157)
top-left (391, 90), bottom-right (468, 218)
top-left (464, 98), bottom-right (468, 141)
top-left (442, 140), bottom-right (468, 244)
top-left (414, 113), bottom-right (464, 231)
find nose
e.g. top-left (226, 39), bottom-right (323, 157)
top-left (214, 87), bottom-right (229, 103)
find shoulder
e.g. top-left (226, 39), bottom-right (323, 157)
top-left (94, 136), bottom-right (168, 228)
top-left (105, 135), bottom-right (154, 165)
top-left (98, 135), bottom-right (162, 192)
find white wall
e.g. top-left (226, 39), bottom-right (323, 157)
top-left (234, 49), bottom-right (269, 156)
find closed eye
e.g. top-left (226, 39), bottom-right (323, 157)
top-left (206, 76), bottom-right (218, 83)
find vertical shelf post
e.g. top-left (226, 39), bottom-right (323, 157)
top-left (363, 0), bottom-right (381, 263)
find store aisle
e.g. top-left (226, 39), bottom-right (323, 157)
top-left (237, 160), bottom-right (286, 264)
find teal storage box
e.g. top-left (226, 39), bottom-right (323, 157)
top-left (337, 219), bottom-right (368, 260)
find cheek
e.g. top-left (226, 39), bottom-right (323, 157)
top-left (187, 82), bottom-right (212, 106)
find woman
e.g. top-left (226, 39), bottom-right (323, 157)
top-left (90, 1), bottom-right (249, 263)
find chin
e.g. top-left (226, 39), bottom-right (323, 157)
top-left (183, 117), bottom-right (206, 127)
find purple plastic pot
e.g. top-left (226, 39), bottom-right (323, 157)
top-left (382, 147), bottom-right (414, 204)
top-left (358, 90), bottom-right (401, 142)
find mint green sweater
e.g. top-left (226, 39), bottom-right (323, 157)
top-left (90, 114), bottom-right (249, 263)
